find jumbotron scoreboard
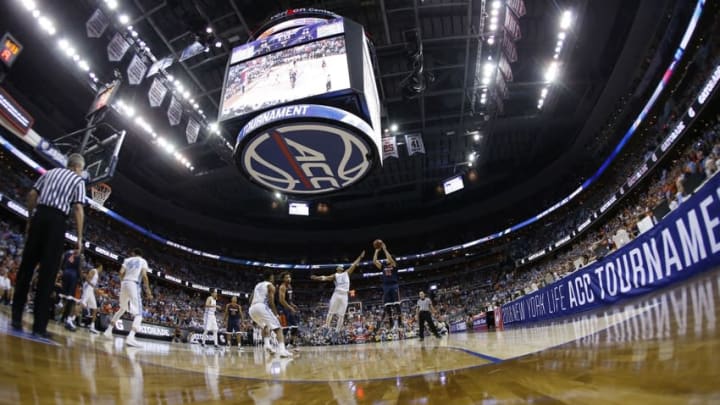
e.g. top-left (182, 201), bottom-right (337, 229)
top-left (220, 9), bottom-right (382, 195)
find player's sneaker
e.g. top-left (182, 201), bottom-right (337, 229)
top-left (126, 337), bottom-right (141, 347)
top-left (264, 344), bottom-right (276, 354)
top-left (64, 321), bottom-right (77, 332)
top-left (103, 328), bottom-right (113, 338)
top-left (89, 327), bottom-right (99, 334)
top-left (278, 349), bottom-right (293, 358)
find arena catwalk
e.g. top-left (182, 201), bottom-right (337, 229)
top-left (0, 267), bottom-right (718, 403)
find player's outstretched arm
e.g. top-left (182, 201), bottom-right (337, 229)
top-left (347, 250), bottom-right (365, 275)
top-left (311, 274), bottom-right (336, 282)
top-left (382, 243), bottom-right (397, 267)
top-left (373, 248), bottom-right (382, 270)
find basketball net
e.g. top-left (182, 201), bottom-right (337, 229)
top-left (90, 182), bottom-right (112, 207)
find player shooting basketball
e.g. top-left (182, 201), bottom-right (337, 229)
top-left (373, 241), bottom-right (402, 331)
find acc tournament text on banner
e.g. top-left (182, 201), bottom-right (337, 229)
top-left (502, 173), bottom-right (720, 325)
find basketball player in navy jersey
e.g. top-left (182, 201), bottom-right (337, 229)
top-left (373, 241), bottom-right (402, 330)
top-left (277, 272), bottom-right (299, 348)
top-left (223, 296), bottom-right (244, 348)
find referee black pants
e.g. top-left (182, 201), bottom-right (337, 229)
top-left (12, 206), bottom-right (68, 334)
top-left (418, 311), bottom-right (439, 339)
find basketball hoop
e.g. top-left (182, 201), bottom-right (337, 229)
top-left (90, 182), bottom-right (112, 206)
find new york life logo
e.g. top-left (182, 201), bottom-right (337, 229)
top-left (241, 122), bottom-right (372, 194)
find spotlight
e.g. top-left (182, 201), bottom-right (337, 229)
top-left (215, 40), bottom-right (222, 48)
top-left (78, 60), bottom-right (90, 71)
top-left (22, 0), bottom-right (37, 11)
top-left (119, 14), bottom-right (130, 25)
top-left (38, 16), bottom-right (56, 35)
top-left (206, 26), bottom-right (213, 34)
top-left (274, 191), bottom-right (282, 200)
top-left (558, 32), bottom-right (567, 40)
top-left (560, 11), bottom-right (573, 30)
top-left (489, 23), bottom-right (498, 31)
top-left (390, 123), bottom-right (398, 132)
top-left (105, 0), bottom-right (118, 10)
top-left (487, 36), bottom-right (495, 45)
top-left (545, 62), bottom-right (559, 83)
top-left (492, 1), bottom-right (502, 9)
top-left (474, 134), bottom-right (480, 141)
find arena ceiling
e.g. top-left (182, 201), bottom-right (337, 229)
top-left (0, 0), bottom-right (680, 260)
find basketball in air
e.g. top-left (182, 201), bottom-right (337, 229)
top-left (373, 239), bottom-right (383, 249)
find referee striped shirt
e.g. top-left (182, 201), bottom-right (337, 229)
top-left (33, 168), bottom-right (86, 215)
top-left (418, 297), bottom-right (432, 312)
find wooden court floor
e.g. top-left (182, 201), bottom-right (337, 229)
top-left (1, 269), bottom-right (719, 404)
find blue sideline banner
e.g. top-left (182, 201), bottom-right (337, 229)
top-left (502, 173), bottom-right (720, 325)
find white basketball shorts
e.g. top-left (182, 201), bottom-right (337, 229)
top-left (328, 292), bottom-right (348, 316)
top-left (204, 312), bottom-right (219, 332)
top-left (119, 281), bottom-right (142, 316)
top-left (80, 286), bottom-right (97, 310)
top-left (249, 303), bottom-right (281, 330)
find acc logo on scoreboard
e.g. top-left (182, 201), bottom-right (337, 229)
top-left (235, 104), bottom-right (380, 195)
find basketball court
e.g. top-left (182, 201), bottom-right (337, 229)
top-left (1, 267), bottom-right (718, 404)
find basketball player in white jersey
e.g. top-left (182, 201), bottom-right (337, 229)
top-left (311, 250), bottom-right (364, 331)
top-left (200, 288), bottom-right (220, 348)
top-left (248, 271), bottom-right (292, 357)
top-left (72, 264), bottom-right (103, 333)
top-left (103, 248), bottom-right (152, 347)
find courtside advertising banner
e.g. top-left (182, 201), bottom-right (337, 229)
top-left (502, 173), bottom-right (720, 325)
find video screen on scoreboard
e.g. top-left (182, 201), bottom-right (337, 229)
top-left (219, 35), bottom-right (351, 122)
top-left (443, 175), bottom-right (464, 195)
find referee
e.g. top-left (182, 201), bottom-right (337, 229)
top-left (416, 291), bottom-right (441, 341)
top-left (12, 153), bottom-right (86, 338)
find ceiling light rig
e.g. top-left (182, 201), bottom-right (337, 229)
top-left (115, 99), bottom-right (194, 170)
top-left (538, 10), bottom-right (573, 110)
top-left (472, 0), bottom-right (525, 120)
top-left (99, 0), bottom-right (234, 152)
top-left (13, 0), bottom-right (198, 171)
top-left (17, 1), bottom-right (101, 85)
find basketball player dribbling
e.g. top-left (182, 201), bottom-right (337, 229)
top-left (311, 250), bottom-right (365, 332)
top-left (373, 241), bottom-right (402, 331)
